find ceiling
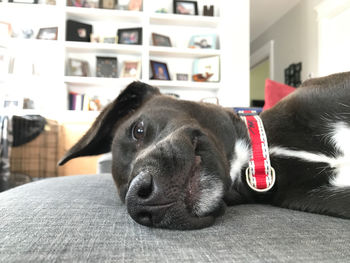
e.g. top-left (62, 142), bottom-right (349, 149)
top-left (250, 0), bottom-right (301, 42)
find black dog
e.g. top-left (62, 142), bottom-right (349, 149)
top-left (59, 72), bottom-right (350, 230)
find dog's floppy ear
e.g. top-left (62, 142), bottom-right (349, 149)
top-left (58, 81), bottom-right (160, 165)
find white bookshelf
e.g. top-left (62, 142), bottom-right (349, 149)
top-left (0, 0), bottom-right (249, 113)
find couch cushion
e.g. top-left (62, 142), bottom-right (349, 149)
top-left (0, 174), bottom-right (349, 262)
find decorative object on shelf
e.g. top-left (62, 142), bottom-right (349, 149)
top-left (8, 0), bottom-right (38, 3)
top-left (200, 97), bottom-right (219, 105)
top-left (96, 56), bottom-right (118, 78)
top-left (103, 36), bottom-right (117, 44)
top-left (193, 56), bottom-right (220, 82)
top-left (23, 98), bottom-right (35, 110)
top-left (68, 58), bottom-right (91, 77)
top-left (173, 0), bottom-right (198, 15)
top-left (176, 73), bottom-right (188, 81)
top-left (99, 0), bottom-right (115, 9)
top-left (189, 34), bottom-right (216, 49)
top-left (192, 73), bottom-right (212, 82)
top-left (203, 5), bottom-right (214, 16)
top-left (85, 0), bottom-right (99, 8)
top-left (152, 33), bottom-right (171, 47)
top-left (0, 22), bottom-right (12, 38)
top-left (67, 0), bottom-right (89, 7)
top-left (120, 60), bottom-right (141, 78)
top-left (1, 95), bottom-right (23, 110)
top-left (36, 27), bottom-right (58, 40)
top-left (46, 0), bottom-right (56, 5)
top-left (117, 27), bottom-right (142, 45)
top-left (90, 33), bottom-right (100, 43)
top-left (21, 28), bottom-right (34, 39)
top-left (66, 20), bottom-right (92, 42)
top-left (128, 0), bottom-right (142, 11)
top-left (155, 8), bottom-right (168, 13)
top-left (116, 0), bottom-right (128, 10)
top-left (284, 62), bottom-right (302, 87)
top-left (150, 60), bottom-right (170, 80)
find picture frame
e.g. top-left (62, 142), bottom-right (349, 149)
top-left (152, 33), bottom-right (172, 47)
top-left (117, 27), bottom-right (142, 45)
top-left (120, 60), bottom-right (141, 78)
top-left (128, 0), bottom-right (142, 11)
top-left (99, 0), bottom-right (115, 9)
top-left (193, 56), bottom-right (220, 82)
top-left (150, 60), bottom-right (170, 80)
top-left (176, 73), bottom-right (188, 81)
top-left (68, 58), bottom-right (90, 77)
top-left (8, 0), bottom-right (38, 3)
top-left (189, 34), bottom-right (216, 49)
top-left (90, 33), bottom-right (100, 43)
top-left (36, 27), bottom-right (58, 40)
top-left (96, 56), bottom-right (118, 78)
top-left (66, 20), bottom-right (92, 42)
top-left (173, 0), bottom-right (198, 15)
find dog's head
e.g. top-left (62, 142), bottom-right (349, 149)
top-left (59, 82), bottom-right (248, 229)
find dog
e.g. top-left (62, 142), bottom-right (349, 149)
top-left (59, 71), bottom-right (350, 230)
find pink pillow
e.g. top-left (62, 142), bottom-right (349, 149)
top-left (263, 79), bottom-right (295, 111)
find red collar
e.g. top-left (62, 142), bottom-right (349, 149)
top-left (238, 110), bottom-right (275, 192)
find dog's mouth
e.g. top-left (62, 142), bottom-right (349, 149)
top-left (125, 152), bottom-right (226, 230)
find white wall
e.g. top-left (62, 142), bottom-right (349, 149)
top-left (217, 0), bottom-right (250, 107)
top-left (316, 0), bottom-right (350, 76)
top-left (250, 0), bottom-right (322, 83)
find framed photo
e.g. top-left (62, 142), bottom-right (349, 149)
top-left (176, 73), bottom-right (188, 81)
top-left (193, 56), bottom-right (220, 82)
top-left (8, 0), bottom-right (38, 3)
top-left (66, 20), bottom-right (92, 42)
top-left (120, 60), bottom-right (141, 78)
top-left (68, 58), bottom-right (90, 77)
top-left (96, 56), bottom-right (118, 78)
top-left (152, 33), bottom-right (171, 47)
top-left (128, 0), bottom-right (142, 11)
top-left (173, 0), bottom-right (198, 15)
top-left (189, 34), bottom-right (216, 49)
top-left (150, 60), bottom-right (170, 80)
top-left (117, 27), bottom-right (142, 45)
top-left (36, 27), bottom-right (58, 40)
top-left (99, 0), bottom-right (115, 9)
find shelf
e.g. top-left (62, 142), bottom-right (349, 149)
top-left (147, 80), bottom-right (220, 91)
top-left (65, 6), bottom-right (144, 23)
top-left (64, 76), bottom-right (137, 86)
top-left (149, 13), bottom-right (220, 28)
top-left (149, 46), bottom-right (220, 58)
top-left (64, 41), bottom-right (143, 55)
top-left (1, 38), bottom-right (61, 50)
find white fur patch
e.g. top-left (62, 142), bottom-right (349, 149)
top-left (229, 139), bottom-right (251, 183)
top-left (269, 122), bottom-right (350, 187)
top-left (194, 173), bottom-right (224, 216)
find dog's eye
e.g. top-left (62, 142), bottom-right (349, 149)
top-left (132, 121), bottom-right (145, 141)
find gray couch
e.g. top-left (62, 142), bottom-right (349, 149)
top-left (1, 173), bottom-right (349, 262)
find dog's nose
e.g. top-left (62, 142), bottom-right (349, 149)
top-left (126, 172), bottom-right (170, 227)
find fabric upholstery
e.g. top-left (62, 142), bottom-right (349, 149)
top-left (0, 174), bottom-right (349, 262)
top-left (263, 79), bottom-right (295, 111)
